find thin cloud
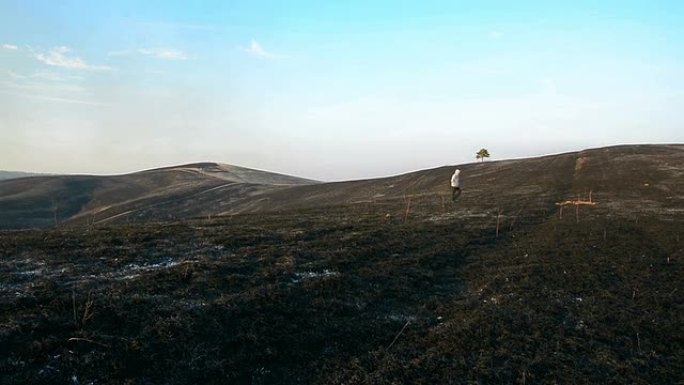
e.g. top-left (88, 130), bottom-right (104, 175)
top-left (1, 69), bottom-right (83, 82)
top-left (0, 78), bottom-right (87, 93)
top-left (137, 48), bottom-right (188, 60)
top-left (32, 71), bottom-right (84, 81)
top-left (2, 44), bottom-right (18, 50)
top-left (36, 46), bottom-right (114, 71)
top-left (108, 48), bottom-right (189, 60)
top-left (0, 69), bottom-right (26, 79)
top-left (239, 39), bottom-right (277, 59)
top-left (0, 90), bottom-right (110, 106)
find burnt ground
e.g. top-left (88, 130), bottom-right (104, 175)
top-left (2, 144), bottom-right (683, 229)
top-left (1, 198), bottom-right (682, 384)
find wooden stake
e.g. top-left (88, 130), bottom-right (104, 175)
top-left (72, 290), bottom-right (77, 327)
top-left (404, 197), bottom-right (412, 221)
top-left (496, 208), bottom-right (502, 237)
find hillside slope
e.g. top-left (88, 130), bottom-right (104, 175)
top-left (0, 171), bottom-right (45, 181)
top-left (0, 163), bottom-right (316, 228)
top-left (1, 170), bottom-right (682, 384)
top-left (0, 144), bottom-right (682, 228)
top-left (0, 144), bottom-right (683, 384)
top-left (227, 144), bottom-right (684, 218)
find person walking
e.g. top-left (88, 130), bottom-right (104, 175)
top-left (450, 168), bottom-right (461, 201)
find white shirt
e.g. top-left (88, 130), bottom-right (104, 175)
top-left (450, 169), bottom-right (460, 188)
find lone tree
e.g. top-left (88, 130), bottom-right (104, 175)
top-left (476, 148), bottom-right (490, 162)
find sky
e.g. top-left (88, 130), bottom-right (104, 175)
top-left (1, 1), bottom-right (683, 181)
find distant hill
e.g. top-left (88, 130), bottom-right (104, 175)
top-left (0, 171), bottom-right (45, 181)
top-left (0, 144), bottom-right (682, 229)
top-left (0, 163), bottom-right (317, 228)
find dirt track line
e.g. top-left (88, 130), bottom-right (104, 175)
top-left (69, 181), bottom-right (212, 222)
top-left (93, 182), bottom-right (239, 224)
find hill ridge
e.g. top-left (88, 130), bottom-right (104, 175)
top-left (0, 144), bottom-right (682, 229)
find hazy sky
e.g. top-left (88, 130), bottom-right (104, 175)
top-left (1, 1), bottom-right (683, 181)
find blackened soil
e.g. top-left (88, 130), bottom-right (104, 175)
top-left (0, 203), bottom-right (682, 384)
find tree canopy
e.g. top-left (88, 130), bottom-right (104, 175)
top-left (476, 148), bottom-right (490, 162)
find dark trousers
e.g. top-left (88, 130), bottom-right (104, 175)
top-left (452, 187), bottom-right (461, 201)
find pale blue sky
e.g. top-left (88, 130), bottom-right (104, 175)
top-left (1, 1), bottom-right (682, 180)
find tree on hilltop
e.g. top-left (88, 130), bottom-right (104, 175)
top-left (476, 148), bottom-right (490, 163)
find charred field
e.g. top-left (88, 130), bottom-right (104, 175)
top-left (1, 195), bottom-right (682, 385)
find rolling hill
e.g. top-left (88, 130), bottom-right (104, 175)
top-left (247, 143), bottom-right (684, 216)
top-left (0, 171), bottom-right (45, 181)
top-left (0, 162), bottom-right (317, 228)
top-left (1, 144), bottom-right (683, 384)
top-left (0, 144), bottom-right (682, 229)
